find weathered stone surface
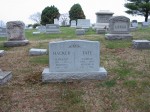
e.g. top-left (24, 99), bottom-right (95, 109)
top-left (132, 40), bottom-right (150, 49)
top-left (42, 40), bottom-right (107, 82)
top-left (6, 21), bottom-right (26, 40)
top-left (29, 48), bottom-right (47, 56)
top-left (76, 29), bottom-right (85, 35)
top-left (0, 71), bottom-right (12, 85)
top-left (0, 50), bottom-right (5, 57)
top-left (4, 40), bottom-right (29, 47)
top-left (95, 10), bottom-right (114, 23)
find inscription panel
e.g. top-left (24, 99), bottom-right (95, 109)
top-left (49, 40), bottom-right (100, 72)
top-left (114, 22), bottom-right (128, 31)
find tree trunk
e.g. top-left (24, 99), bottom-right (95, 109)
top-left (145, 11), bottom-right (149, 22)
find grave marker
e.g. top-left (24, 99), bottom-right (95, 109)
top-left (42, 40), bottom-right (107, 82)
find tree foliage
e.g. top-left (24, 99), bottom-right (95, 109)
top-left (69, 3), bottom-right (85, 23)
top-left (41, 5), bottom-right (60, 25)
top-left (124, 0), bottom-right (150, 21)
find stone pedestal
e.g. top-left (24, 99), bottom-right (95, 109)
top-left (132, 40), bottom-right (150, 49)
top-left (105, 34), bottom-right (132, 40)
top-left (0, 71), bottom-right (12, 85)
top-left (4, 40), bottom-right (29, 47)
top-left (33, 32), bottom-right (40, 35)
top-left (96, 29), bottom-right (106, 34)
top-left (42, 67), bottom-right (107, 82)
top-left (0, 50), bottom-right (5, 57)
top-left (29, 48), bottom-right (47, 56)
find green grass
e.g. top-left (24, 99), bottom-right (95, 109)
top-left (105, 40), bottom-right (131, 49)
top-left (29, 55), bottom-right (48, 64)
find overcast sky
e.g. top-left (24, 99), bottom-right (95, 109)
top-left (0, 0), bottom-right (145, 25)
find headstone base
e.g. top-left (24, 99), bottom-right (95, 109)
top-left (0, 71), bottom-right (12, 85)
top-left (33, 32), bottom-right (40, 35)
top-left (96, 29), bottom-right (106, 34)
top-left (105, 34), bottom-right (133, 40)
top-left (29, 48), bottom-right (47, 56)
top-left (132, 40), bottom-right (150, 49)
top-left (42, 67), bottom-right (107, 82)
top-left (0, 50), bottom-right (5, 57)
top-left (4, 40), bottom-right (29, 47)
top-left (76, 29), bottom-right (85, 35)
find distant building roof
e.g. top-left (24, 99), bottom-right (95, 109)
top-left (96, 10), bottom-right (114, 15)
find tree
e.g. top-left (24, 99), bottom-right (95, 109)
top-left (29, 12), bottom-right (41, 24)
top-left (41, 5), bottom-right (60, 25)
top-left (59, 13), bottom-right (70, 26)
top-left (69, 3), bottom-right (85, 23)
top-left (124, 0), bottom-right (150, 22)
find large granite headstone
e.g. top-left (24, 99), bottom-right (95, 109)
top-left (42, 40), bottom-right (107, 82)
top-left (4, 21), bottom-right (29, 47)
top-left (105, 16), bottom-right (133, 40)
top-left (46, 24), bottom-right (60, 34)
top-left (0, 27), bottom-right (7, 37)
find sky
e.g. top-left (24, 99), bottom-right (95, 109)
top-left (0, 0), bottom-right (146, 25)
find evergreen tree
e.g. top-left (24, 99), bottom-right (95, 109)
top-left (41, 5), bottom-right (60, 25)
top-left (124, 0), bottom-right (150, 22)
top-left (69, 3), bottom-right (85, 23)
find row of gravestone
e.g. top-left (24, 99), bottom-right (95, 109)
top-left (1, 19), bottom-right (150, 85)
top-left (1, 38), bottom-right (150, 85)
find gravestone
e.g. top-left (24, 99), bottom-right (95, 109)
top-left (0, 27), bottom-right (7, 37)
top-left (132, 40), bottom-right (150, 49)
top-left (0, 70), bottom-right (12, 85)
top-left (29, 48), bottom-right (47, 56)
top-left (131, 20), bottom-right (138, 28)
top-left (0, 50), bottom-right (5, 57)
top-left (4, 21), bottom-right (29, 47)
top-left (76, 29), bottom-right (85, 35)
top-left (71, 20), bottom-right (76, 27)
top-left (105, 16), bottom-right (133, 40)
top-left (142, 22), bottom-right (149, 28)
top-left (54, 18), bottom-right (59, 25)
top-left (95, 10), bottom-right (114, 23)
top-left (77, 19), bottom-right (90, 31)
top-left (46, 24), bottom-right (60, 34)
top-left (38, 25), bottom-right (46, 33)
top-left (42, 40), bottom-right (107, 82)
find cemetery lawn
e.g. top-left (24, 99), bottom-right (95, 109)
top-left (0, 27), bottom-right (150, 112)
